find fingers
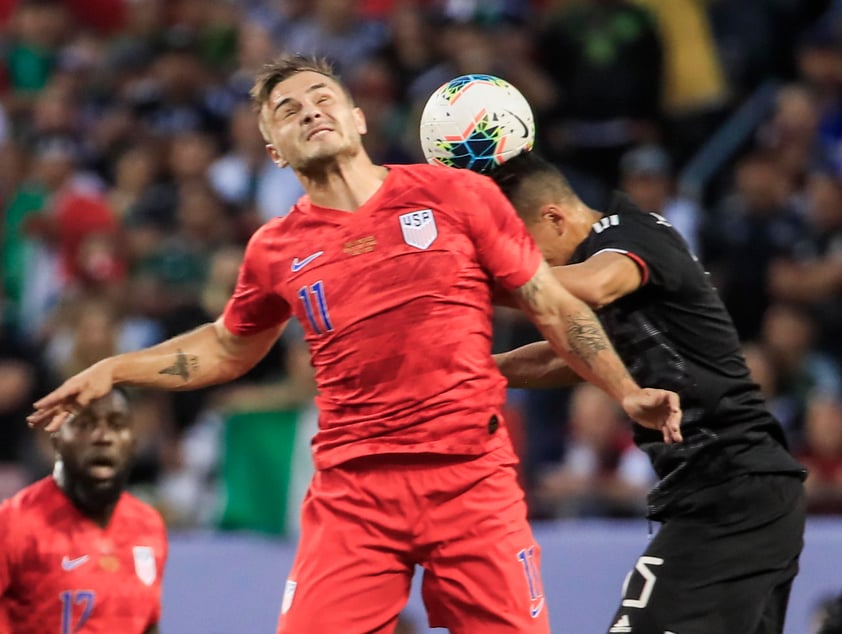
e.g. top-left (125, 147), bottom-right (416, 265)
top-left (667, 391), bottom-right (683, 443)
top-left (30, 371), bottom-right (110, 431)
top-left (661, 413), bottom-right (683, 444)
top-left (659, 390), bottom-right (682, 444)
top-left (33, 379), bottom-right (100, 413)
top-left (27, 403), bottom-right (77, 432)
top-left (46, 410), bottom-right (77, 434)
top-left (33, 383), bottom-right (79, 411)
top-left (27, 404), bottom-right (65, 428)
top-left (637, 388), bottom-right (682, 445)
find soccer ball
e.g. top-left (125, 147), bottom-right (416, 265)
top-left (419, 74), bottom-right (535, 172)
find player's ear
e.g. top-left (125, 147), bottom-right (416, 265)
top-left (266, 144), bottom-right (288, 169)
top-left (540, 204), bottom-right (565, 235)
top-left (352, 107), bottom-right (367, 136)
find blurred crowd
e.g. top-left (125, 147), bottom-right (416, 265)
top-left (1, 0), bottom-right (842, 527)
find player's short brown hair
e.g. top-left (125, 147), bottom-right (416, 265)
top-left (250, 54), bottom-right (344, 110)
top-left (250, 54), bottom-right (350, 141)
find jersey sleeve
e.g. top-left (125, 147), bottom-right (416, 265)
top-left (0, 502), bottom-right (13, 597)
top-left (222, 227), bottom-right (291, 336)
top-left (584, 212), bottom-right (685, 292)
top-left (460, 172), bottom-right (543, 290)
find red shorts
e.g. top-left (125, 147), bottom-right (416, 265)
top-left (276, 443), bottom-right (550, 634)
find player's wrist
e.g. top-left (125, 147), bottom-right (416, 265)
top-left (95, 356), bottom-right (122, 384)
top-left (614, 379), bottom-right (644, 405)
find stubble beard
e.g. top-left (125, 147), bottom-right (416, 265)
top-left (63, 460), bottom-right (129, 514)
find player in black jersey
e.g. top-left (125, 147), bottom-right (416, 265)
top-left (489, 152), bottom-right (807, 634)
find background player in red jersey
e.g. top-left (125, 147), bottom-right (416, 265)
top-left (28, 54), bottom-right (681, 633)
top-left (1, 389), bottom-right (166, 634)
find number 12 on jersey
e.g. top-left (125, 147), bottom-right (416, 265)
top-left (60, 590), bottom-right (95, 633)
top-left (298, 281), bottom-right (334, 334)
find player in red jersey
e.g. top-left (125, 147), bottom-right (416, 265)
top-left (28, 55), bottom-right (681, 633)
top-left (2, 389), bottom-right (166, 634)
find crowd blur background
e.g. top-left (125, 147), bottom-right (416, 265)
top-left (1, 0), bottom-right (842, 534)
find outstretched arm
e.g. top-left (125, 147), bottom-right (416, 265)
top-left (513, 261), bottom-right (681, 442)
top-left (29, 317), bottom-right (286, 432)
top-left (513, 261), bottom-right (636, 401)
top-left (550, 251), bottom-right (643, 309)
top-left (493, 252), bottom-right (643, 310)
top-left (493, 341), bottom-right (582, 389)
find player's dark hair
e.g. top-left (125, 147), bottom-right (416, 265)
top-left (487, 151), bottom-right (577, 222)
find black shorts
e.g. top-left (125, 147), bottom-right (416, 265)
top-left (606, 473), bottom-right (806, 634)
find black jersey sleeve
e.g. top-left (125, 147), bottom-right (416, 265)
top-left (579, 208), bottom-right (690, 293)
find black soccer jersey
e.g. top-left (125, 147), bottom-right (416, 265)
top-left (570, 193), bottom-right (805, 519)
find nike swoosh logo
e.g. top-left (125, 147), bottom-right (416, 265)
top-left (291, 251), bottom-right (324, 272)
top-left (504, 109), bottom-right (530, 139)
top-left (61, 555), bottom-right (90, 571)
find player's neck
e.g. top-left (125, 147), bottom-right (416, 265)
top-left (573, 205), bottom-right (602, 243)
top-left (298, 154), bottom-right (389, 212)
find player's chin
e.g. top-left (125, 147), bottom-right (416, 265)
top-left (82, 477), bottom-right (124, 507)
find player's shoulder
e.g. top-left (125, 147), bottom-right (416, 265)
top-left (590, 193), bottom-right (673, 236)
top-left (388, 163), bottom-right (493, 190)
top-left (247, 189), bottom-right (314, 236)
top-left (1, 477), bottom-right (59, 513)
top-left (248, 208), bottom-right (300, 243)
top-left (0, 477), bottom-right (60, 532)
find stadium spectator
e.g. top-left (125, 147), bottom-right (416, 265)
top-left (208, 100), bottom-right (303, 229)
top-left (633, 0), bottom-right (732, 167)
top-left (756, 84), bottom-right (826, 187)
top-left (817, 591), bottom-right (842, 634)
top-left (618, 143), bottom-right (703, 255)
top-left (769, 169), bottom-right (842, 364)
top-left (0, 292), bottom-right (54, 498)
top-left (799, 392), bottom-right (842, 514)
top-left (537, 0), bottom-right (663, 188)
top-left (282, 0), bottom-right (388, 75)
top-left (703, 150), bottom-right (806, 340)
top-left (757, 302), bottom-right (842, 449)
top-left (2, 137), bottom-right (119, 338)
top-left (533, 383), bottom-right (654, 518)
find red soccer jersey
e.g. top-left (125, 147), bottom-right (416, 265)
top-left (0, 477), bottom-right (167, 634)
top-left (223, 163), bottom-right (543, 468)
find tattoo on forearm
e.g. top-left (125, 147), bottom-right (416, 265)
top-left (516, 277), bottom-right (541, 309)
top-left (566, 312), bottom-right (610, 362)
top-left (158, 349), bottom-right (199, 382)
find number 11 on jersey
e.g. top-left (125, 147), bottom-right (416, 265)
top-left (298, 281), bottom-right (334, 334)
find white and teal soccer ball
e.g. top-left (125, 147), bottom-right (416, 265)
top-left (419, 74), bottom-right (535, 172)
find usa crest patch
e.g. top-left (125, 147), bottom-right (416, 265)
top-left (281, 579), bottom-right (297, 614)
top-left (132, 546), bottom-right (156, 586)
top-left (399, 209), bottom-right (437, 249)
